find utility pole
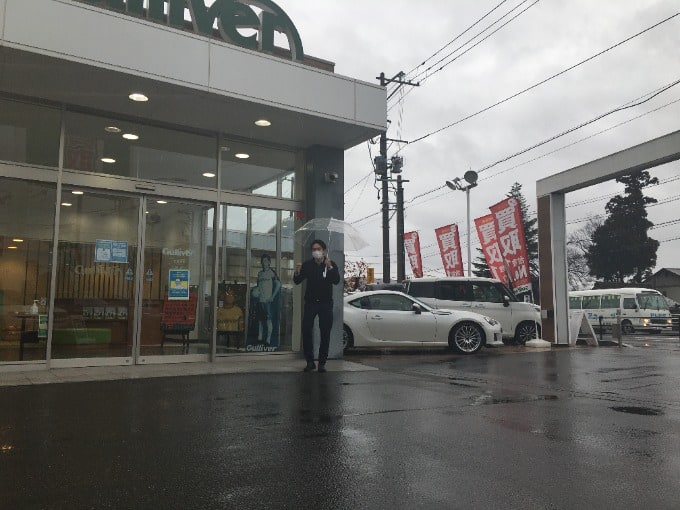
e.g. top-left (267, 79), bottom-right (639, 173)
top-left (396, 174), bottom-right (405, 282)
top-left (376, 72), bottom-right (419, 283)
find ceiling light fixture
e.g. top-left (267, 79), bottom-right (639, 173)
top-left (202, 172), bottom-right (216, 178)
top-left (101, 157), bottom-right (116, 164)
top-left (129, 92), bottom-right (149, 102)
top-left (122, 133), bottom-right (139, 141)
top-left (254, 119), bottom-right (271, 127)
top-left (61, 202), bottom-right (72, 207)
top-left (71, 191), bottom-right (84, 195)
top-left (105, 126), bottom-right (121, 133)
top-left (12, 238), bottom-right (24, 243)
top-left (235, 153), bottom-right (250, 159)
top-left (156, 200), bottom-right (168, 204)
top-left (7, 246), bottom-right (18, 250)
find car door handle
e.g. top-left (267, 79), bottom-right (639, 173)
top-left (371, 315), bottom-right (383, 320)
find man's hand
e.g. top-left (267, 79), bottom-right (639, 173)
top-left (324, 257), bottom-right (332, 269)
top-left (295, 263), bottom-right (302, 273)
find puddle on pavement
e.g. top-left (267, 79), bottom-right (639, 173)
top-left (471, 394), bottom-right (558, 406)
top-left (610, 406), bottom-right (663, 416)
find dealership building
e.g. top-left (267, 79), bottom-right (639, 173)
top-left (0, 0), bottom-right (385, 369)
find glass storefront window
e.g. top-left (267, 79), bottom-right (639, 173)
top-left (140, 199), bottom-right (214, 357)
top-left (0, 99), bottom-right (61, 168)
top-left (279, 210), bottom-right (301, 351)
top-left (63, 111), bottom-right (217, 188)
top-left (0, 178), bottom-right (56, 362)
top-left (220, 141), bottom-right (299, 199)
top-left (248, 209), bottom-right (279, 351)
top-left (216, 206), bottom-right (248, 354)
top-left (53, 191), bottom-right (140, 360)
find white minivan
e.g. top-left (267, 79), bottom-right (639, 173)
top-left (404, 277), bottom-right (541, 344)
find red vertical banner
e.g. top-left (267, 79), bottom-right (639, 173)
top-left (474, 215), bottom-right (509, 284)
top-left (434, 224), bottom-right (464, 277)
top-left (489, 197), bottom-right (532, 294)
top-left (403, 231), bottom-right (424, 278)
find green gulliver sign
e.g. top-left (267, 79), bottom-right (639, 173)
top-left (81, 0), bottom-right (304, 60)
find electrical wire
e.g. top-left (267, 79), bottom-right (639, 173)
top-left (401, 12), bottom-right (680, 148)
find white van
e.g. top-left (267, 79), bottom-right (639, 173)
top-left (404, 277), bottom-right (541, 344)
top-left (569, 288), bottom-right (673, 334)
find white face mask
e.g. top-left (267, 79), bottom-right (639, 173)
top-left (312, 250), bottom-right (324, 260)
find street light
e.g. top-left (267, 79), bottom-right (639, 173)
top-left (445, 170), bottom-right (479, 277)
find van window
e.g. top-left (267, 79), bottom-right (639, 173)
top-left (582, 296), bottom-right (601, 309)
top-left (623, 298), bottom-right (637, 310)
top-left (408, 281), bottom-right (435, 298)
top-left (470, 282), bottom-right (504, 303)
top-left (436, 282), bottom-right (469, 301)
top-left (569, 296), bottom-right (582, 309)
top-left (600, 295), bottom-right (620, 309)
top-left (637, 293), bottom-right (668, 311)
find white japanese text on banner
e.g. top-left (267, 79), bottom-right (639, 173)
top-left (404, 231), bottom-right (424, 278)
top-left (435, 224), bottom-right (464, 277)
top-left (489, 197), bottom-right (532, 294)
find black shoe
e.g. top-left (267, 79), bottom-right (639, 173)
top-left (304, 361), bottom-right (316, 372)
top-left (317, 364), bottom-right (327, 373)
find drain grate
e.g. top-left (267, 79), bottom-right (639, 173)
top-left (611, 406), bottom-right (663, 416)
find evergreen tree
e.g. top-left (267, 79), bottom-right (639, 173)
top-left (472, 183), bottom-right (539, 298)
top-left (586, 171), bottom-right (659, 283)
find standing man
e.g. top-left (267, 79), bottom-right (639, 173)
top-left (294, 239), bottom-right (340, 372)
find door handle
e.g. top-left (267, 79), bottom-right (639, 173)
top-left (371, 315), bottom-right (383, 320)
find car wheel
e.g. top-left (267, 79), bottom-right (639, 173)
top-left (343, 325), bottom-right (354, 353)
top-left (449, 322), bottom-right (484, 354)
top-left (514, 321), bottom-right (541, 345)
top-left (621, 320), bottom-right (634, 335)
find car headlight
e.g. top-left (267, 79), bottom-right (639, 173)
top-left (483, 316), bottom-right (499, 326)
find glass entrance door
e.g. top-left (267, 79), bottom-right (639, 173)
top-left (137, 197), bottom-right (214, 362)
top-left (52, 189), bottom-right (141, 364)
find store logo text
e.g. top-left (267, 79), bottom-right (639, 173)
top-left (80, 0), bottom-right (304, 60)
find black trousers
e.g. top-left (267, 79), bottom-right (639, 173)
top-left (302, 301), bottom-right (333, 363)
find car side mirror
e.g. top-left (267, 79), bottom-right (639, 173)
top-left (503, 296), bottom-right (510, 308)
top-left (412, 304), bottom-right (422, 315)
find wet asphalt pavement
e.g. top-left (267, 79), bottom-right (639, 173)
top-left (2, 345), bottom-right (680, 509)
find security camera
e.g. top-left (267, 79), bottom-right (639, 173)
top-left (325, 171), bottom-right (339, 183)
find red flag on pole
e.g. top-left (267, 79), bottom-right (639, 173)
top-left (435, 224), bottom-right (464, 277)
top-left (489, 197), bottom-right (532, 295)
top-left (474, 214), bottom-right (509, 285)
top-left (403, 231), bottom-right (424, 278)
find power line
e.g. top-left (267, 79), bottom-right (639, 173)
top-left (402, 12), bottom-right (680, 148)
top-left (392, 80), bottom-right (680, 211)
top-left (351, 84), bottom-right (679, 227)
top-left (410, 0), bottom-right (541, 85)
top-left (403, 0), bottom-right (512, 78)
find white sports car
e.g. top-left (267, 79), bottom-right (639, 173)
top-left (343, 291), bottom-right (503, 354)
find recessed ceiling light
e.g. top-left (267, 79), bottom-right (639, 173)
top-left (71, 191), bottom-right (84, 195)
top-left (105, 126), bottom-right (121, 133)
top-left (202, 172), bottom-right (216, 178)
top-left (254, 119), bottom-right (271, 127)
top-left (235, 153), bottom-right (250, 159)
top-left (101, 157), bottom-right (116, 164)
top-left (156, 200), bottom-right (167, 204)
top-left (7, 246), bottom-right (18, 250)
top-left (129, 92), bottom-right (149, 102)
top-left (145, 211), bottom-right (149, 214)
top-left (122, 133), bottom-right (139, 141)
top-left (61, 202), bottom-right (72, 207)
top-left (12, 238), bottom-right (24, 243)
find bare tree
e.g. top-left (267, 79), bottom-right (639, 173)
top-left (567, 217), bottom-right (602, 290)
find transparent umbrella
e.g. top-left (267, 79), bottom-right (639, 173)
top-left (295, 217), bottom-right (369, 252)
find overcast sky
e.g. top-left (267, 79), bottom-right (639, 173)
top-left (281, 0), bottom-right (679, 279)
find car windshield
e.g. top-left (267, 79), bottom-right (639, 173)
top-left (637, 293), bottom-right (669, 311)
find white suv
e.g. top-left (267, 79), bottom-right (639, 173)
top-left (404, 277), bottom-right (541, 344)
